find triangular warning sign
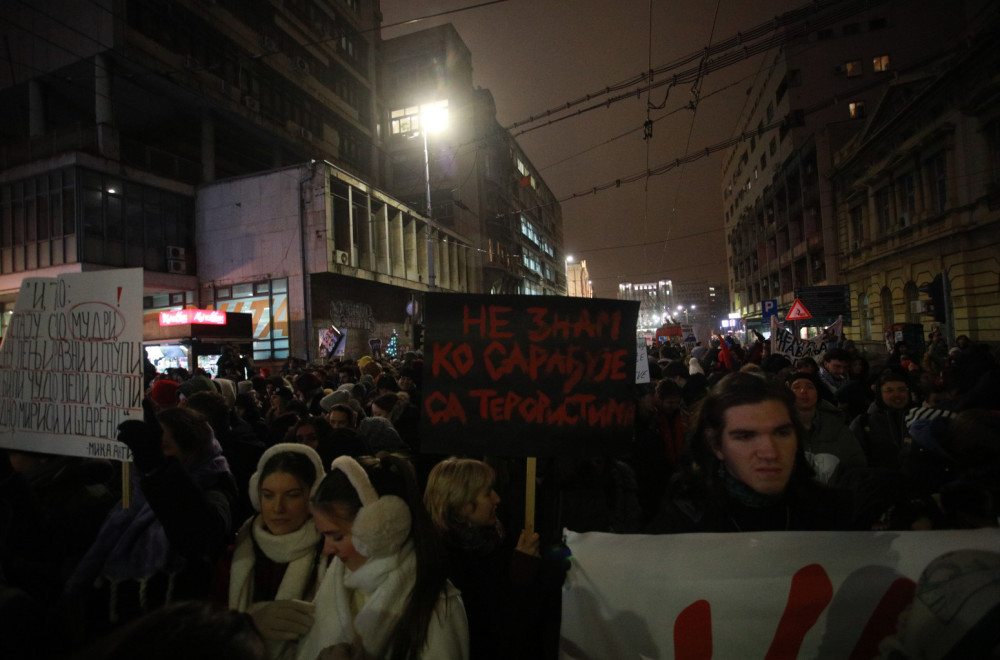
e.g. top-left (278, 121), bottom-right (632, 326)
top-left (785, 298), bottom-right (812, 321)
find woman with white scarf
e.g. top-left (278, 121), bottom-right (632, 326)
top-left (297, 454), bottom-right (468, 660)
top-left (227, 443), bottom-right (326, 660)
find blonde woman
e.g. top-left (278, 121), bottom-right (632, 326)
top-left (424, 458), bottom-right (557, 660)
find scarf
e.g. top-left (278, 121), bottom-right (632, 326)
top-left (296, 542), bottom-right (417, 660)
top-left (444, 519), bottom-right (505, 557)
top-left (720, 467), bottom-right (784, 508)
top-left (230, 515), bottom-right (322, 660)
top-left (66, 440), bottom-right (230, 621)
top-left (228, 515), bottom-right (322, 610)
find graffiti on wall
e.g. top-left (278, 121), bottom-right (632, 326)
top-left (329, 300), bottom-right (376, 334)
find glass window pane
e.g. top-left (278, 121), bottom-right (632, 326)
top-left (63, 187), bottom-right (76, 235)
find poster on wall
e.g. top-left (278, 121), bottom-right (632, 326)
top-left (216, 290), bottom-right (288, 341)
top-left (0, 269), bottom-right (144, 460)
top-left (420, 293), bottom-right (640, 457)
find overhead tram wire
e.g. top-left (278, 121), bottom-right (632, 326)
top-left (655, 0), bottom-right (723, 278)
top-left (557, 72), bottom-right (894, 205)
top-left (505, 0), bottom-right (892, 135)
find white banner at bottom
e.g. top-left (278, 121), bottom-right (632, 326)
top-left (560, 529), bottom-right (1000, 659)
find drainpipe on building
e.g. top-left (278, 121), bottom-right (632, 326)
top-left (300, 160), bottom-right (318, 361)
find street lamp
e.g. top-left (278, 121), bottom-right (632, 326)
top-left (420, 101), bottom-right (449, 290)
top-left (565, 255), bottom-right (574, 296)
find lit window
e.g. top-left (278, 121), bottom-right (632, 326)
top-left (849, 101), bottom-right (866, 119)
top-left (389, 101), bottom-right (448, 136)
top-left (873, 55), bottom-right (890, 72)
top-left (844, 60), bottom-right (863, 77)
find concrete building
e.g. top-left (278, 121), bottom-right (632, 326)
top-left (721, 0), bottom-right (969, 334)
top-left (618, 280), bottom-right (673, 332)
top-left (0, 3), bottom-right (564, 363)
top-left (566, 258), bottom-right (593, 298)
top-left (672, 280), bottom-right (729, 333)
top-left (383, 24), bottom-right (566, 297)
top-left (830, 9), bottom-right (1000, 350)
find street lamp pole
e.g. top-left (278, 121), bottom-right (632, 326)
top-left (565, 255), bottom-right (573, 296)
top-left (422, 128), bottom-right (435, 290)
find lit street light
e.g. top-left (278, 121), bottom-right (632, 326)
top-left (420, 101), bottom-right (449, 290)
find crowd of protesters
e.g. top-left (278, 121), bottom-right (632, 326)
top-left (0, 327), bottom-right (997, 658)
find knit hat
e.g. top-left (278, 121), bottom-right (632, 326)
top-left (214, 377), bottom-right (237, 408)
top-left (177, 374), bottom-right (215, 399)
top-left (357, 417), bottom-right (406, 454)
top-left (320, 390), bottom-right (351, 412)
top-left (149, 380), bottom-right (179, 408)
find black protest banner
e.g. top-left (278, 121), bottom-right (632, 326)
top-left (420, 293), bottom-right (639, 457)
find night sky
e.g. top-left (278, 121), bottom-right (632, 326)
top-left (380, 0), bottom-right (804, 300)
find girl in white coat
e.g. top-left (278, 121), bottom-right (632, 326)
top-left (297, 454), bottom-right (468, 660)
top-left (228, 443), bottom-right (326, 660)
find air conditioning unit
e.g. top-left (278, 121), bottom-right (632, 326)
top-left (299, 127), bottom-right (314, 141)
top-left (167, 259), bottom-right (187, 274)
top-left (166, 245), bottom-right (186, 260)
top-left (334, 250), bottom-right (350, 266)
top-left (292, 57), bottom-right (310, 75)
top-left (243, 95), bottom-right (260, 112)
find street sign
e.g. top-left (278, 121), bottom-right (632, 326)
top-left (786, 298), bottom-right (812, 321)
top-left (795, 285), bottom-right (851, 324)
top-left (762, 298), bottom-right (778, 320)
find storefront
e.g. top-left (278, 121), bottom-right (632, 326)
top-left (142, 309), bottom-right (254, 377)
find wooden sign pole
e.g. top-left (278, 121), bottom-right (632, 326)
top-left (121, 462), bottom-right (131, 509)
top-left (524, 456), bottom-right (536, 535)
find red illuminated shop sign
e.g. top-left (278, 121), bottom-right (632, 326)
top-left (159, 309), bottom-right (227, 326)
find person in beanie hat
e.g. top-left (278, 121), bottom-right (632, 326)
top-left (850, 369), bottom-right (915, 470)
top-left (177, 374), bottom-right (216, 401)
top-left (786, 371), bottom-right (866, 485)
top-left (149, 379), bottom-right (180, 410)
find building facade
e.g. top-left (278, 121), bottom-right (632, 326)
top-left (830, 15), bottom-right (1000, 350)
top-left (721, 0), bottom-right (969, 334)
top-left (0, 3), bottom-right (565, 362)
top-left (618, 280), bottom-right (673, 332)
top-left (566, 258), bottom-right (593, 298)
top-left (382, 24), bottom-right (566, 298)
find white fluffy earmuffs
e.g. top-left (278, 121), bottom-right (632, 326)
top-left (329, 455), bottom-right (412, 558)
top-left (248, 443), bottom-right (326, 512)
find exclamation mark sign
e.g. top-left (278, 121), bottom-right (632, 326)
top-left (117, 287), bottom-right (122, 306)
